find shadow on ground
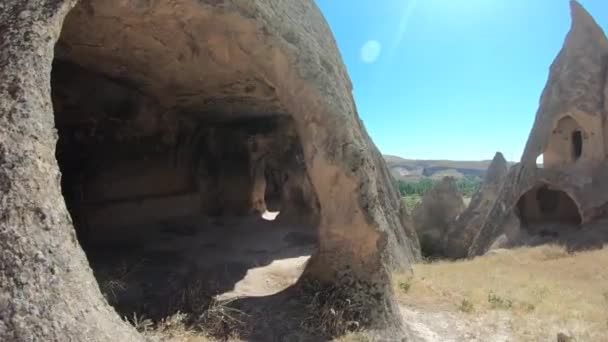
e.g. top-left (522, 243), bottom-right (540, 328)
top-left (83, 214), bottom-right (318, 325)
top-left (518, 217), bottom-right (608, 252)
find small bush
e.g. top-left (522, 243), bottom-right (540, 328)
top-left (98, 260), bottom-right (133, 302)
top-left (488, 291), bottom-right (513, 310)
top-left (458, 298), bottom-right (474, 313)
top-left (402, 195), bottom-right (421, 213)
top-left (398, 278), bottom-right (412, 293)
top-left (126, 313), bottom-right (153, 333)
top-left (520, 302), bottom-right (536, 312)
top-left (300, 280), bottom-right (364, 336)
top-left (539, 246), bottom-right (570, 260)
top-left (197, 298), bottom-right (248, 340)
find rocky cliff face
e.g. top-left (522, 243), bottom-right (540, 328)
top-left (443, 152), bottom-right (509, 259)
top-left (412, 177), bottom-right (465, 257)
top-left (470, 1), bottom-right (608, 256)
top-left (0, 0), bottom-right (417, 340)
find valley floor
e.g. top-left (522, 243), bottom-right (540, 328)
top-left (109, 218), bottom-right (607, 341)
top-left (395, 245), bottom-right (608, 341)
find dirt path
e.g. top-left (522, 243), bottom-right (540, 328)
top-left (399, 305), bottom-right (512, 342)
top-left (89, 213), bottom-right (317, 319)
top-left (217, 255), bottom-right (310, 300)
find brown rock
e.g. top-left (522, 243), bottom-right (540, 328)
top-left (470, 1), bottom-right (608, 256)
top-left (443, 152), bottom-right (509, 258)
top-left (0, 0), bottom-right (417, 340)
top-left (413, 177), bottom-right (465, 257)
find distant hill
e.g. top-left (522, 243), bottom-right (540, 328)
top-left (384, 155), bottom-right (514, 181)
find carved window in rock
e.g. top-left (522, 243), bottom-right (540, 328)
top-left (572, 130), bottom-right (583, 161)
top-left (544, 116), bottom-right (585, 168)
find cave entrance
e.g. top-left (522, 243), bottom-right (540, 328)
top-left (52, 11), bottom-right (320, 321)
top-left (516, 184), bottom-right (581, 237)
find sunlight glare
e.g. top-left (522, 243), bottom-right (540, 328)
top-left (361, 40), bottom-right (382, 63)
top-left (261, 210), bottom-right (280, 221)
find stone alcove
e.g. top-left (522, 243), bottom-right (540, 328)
top-left (516, 184), bottom-right (582, 237)
top-left (0, 0), bottom-right (415, 340)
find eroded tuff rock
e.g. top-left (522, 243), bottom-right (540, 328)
top-left (470, 1), bottom-right (608, 256)
top-left (413, 177), bottom-right (465, 257)
top-left (0, 0), bottom-right (418, 340)
top-left (443, 152), bottom-right (508, 259)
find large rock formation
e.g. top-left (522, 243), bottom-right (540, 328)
top-left (413, 177), bottom-right (465, 257)
top-left (443, 152), bottom-right (509, 258)
top-left (0, 1), bottom-right (418, 340)
top-left (470, 1), bottom-right (608, 256)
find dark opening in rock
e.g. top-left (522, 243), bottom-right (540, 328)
top-left (516, 184), bottom-right (581, 236)
top-left (572, 130), bottom-right (583, 160)
top-left (536, 186), bottom-right (560, 214)
top-left (51, 41), bottom-right (319, 321)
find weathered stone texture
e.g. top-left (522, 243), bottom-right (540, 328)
top-left (0, 0), bottom-right (417, 340)
top-left (443, 152), bottom-right (508, 259)
top-left (412, 177), bottom-right (465, 257)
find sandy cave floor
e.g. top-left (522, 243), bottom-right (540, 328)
top-left (85, 213), bottom-right (317, 321)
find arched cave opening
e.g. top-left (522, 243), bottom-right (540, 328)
top-left (51, 3), bottom-right (320, 322)
top-left (516, 184), bottom-right (581, 237)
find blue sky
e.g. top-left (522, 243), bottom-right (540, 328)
top-left (315, 0), bottom-right (608, 161)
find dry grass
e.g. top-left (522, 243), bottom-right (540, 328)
top-left (143, 311), bottom-right (241, 342)
top-left (197, 298), bottom-right (249, 339)
top-left (119, 276), bottom-right (247, 342)
top-left (394, 245), bottom-right (608, 340)
top-left (300, 280), bottom-right (364, 336)
top-left (139, 305), bottom-right (245, 342)
top-left (97, 260), bottom-right (134, 303)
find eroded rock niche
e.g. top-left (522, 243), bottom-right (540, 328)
top-left (53, 59), bottom-right (318, 233)
top-left (51, 55), bottom-right (319, 318)
top-left (544, 116), bottom-right (588, 168)
top-left (516, 185), bottom-right (581, 228)
top-left (0, 0), bottom-right (417, 338)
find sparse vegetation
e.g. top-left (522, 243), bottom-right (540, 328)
top-left (458, 298), bottom-right (474, 313)
top-left (197, 298), bottom-right (248, 339)
top-left (123, 299), bottom-right (246, 342)
top-left (401, 195), bottom-right (422, 213)
top-left (126, 313), bottom-right (154, 333)
top-left (396, 176), bottom-right (481, 198)
top-left (143, 310), bottom-right (242, 342)
top-left (394, 245), bottom-right (608, 341)
top-left (121, 279), bottom-right (369, 341)
top-left (398, 278), bottom-right (412, 293)
top-left (398, 176), bottom-right (479, 213)
top-left (487, 291), bottom-right (513, 310)
top-left (300, 280), bottom-right (364, 337)
top-left (97, 260), bottom-right (134, 303)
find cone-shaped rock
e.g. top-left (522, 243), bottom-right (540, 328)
top-left (413, 177), bottom-right (465, 257)
top-left (470, 1), bottom-right (608, 256)
top-left (444, 152), bottom-right (509, 259)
